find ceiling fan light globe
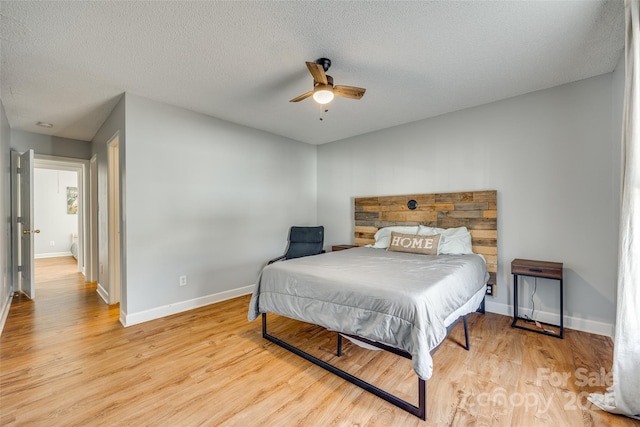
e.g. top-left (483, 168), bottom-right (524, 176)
top-left (313, 87), bottom-right (334, 104)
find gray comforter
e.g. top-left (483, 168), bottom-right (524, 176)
top-left (248, 246), bottom-right (488, 379)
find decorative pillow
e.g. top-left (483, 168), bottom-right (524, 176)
top-left (387, 232), bottom-right (440, 255)
top-left (417, 225), bottom-right (473, 255)
top-left (372, 226), bottom-right (420, 249)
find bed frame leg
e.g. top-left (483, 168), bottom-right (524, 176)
top-left (261, 313), bottom-right (426, 420)
top-left (262, 312), bottom-right (267, 337)
top-left (419, 378), bottom-right (426, 419)
top-left (463, 315), bottom-right (470, 351)
top-left (337, 334), bottom-right (343, 357)
top-left (477, 296), bottom-right (486, 314)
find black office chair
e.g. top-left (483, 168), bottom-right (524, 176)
top-left (268, 226), bottom-right (325, 264)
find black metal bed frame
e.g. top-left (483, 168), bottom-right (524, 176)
top-left (261, 298), bottom-right (484, 420)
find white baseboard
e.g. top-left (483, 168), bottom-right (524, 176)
top-left (485, 300), bottom-right (614, 338)
top-left (35, 251), bottom-right (73, 259)
top-left (96, 282), bottom-right (109, 304)
top-left (0, 292), bottom-right (13, 336)
top-left (121, 285), bottom-right (255, 327)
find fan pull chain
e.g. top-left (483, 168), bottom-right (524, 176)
top-left (319, 105), bottom-right (328, 121)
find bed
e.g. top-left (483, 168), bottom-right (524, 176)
top-left (248, 190), bottom-right (498, 419)
top-left (249, 246), bottom-right (487, 377)
top-left (70, 233), bottom-right (79, 259)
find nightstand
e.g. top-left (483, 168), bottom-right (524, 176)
top-left (332, 244), bottom-right (357, 252)
top-left (511, 258), bottom-right (564, 339)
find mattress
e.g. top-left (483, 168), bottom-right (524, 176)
top-left (248, 246), bottom-right (488, 379)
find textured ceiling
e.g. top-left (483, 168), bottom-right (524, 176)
top-left (0, 1), bottom-right (625, 145)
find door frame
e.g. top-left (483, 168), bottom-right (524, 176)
top-left (10, 151), bottom-right (20, 295)
top-left (33, 155), bottom-right (91, 278)
top-left (89, 155), bottom-right (98, 284)
top-left (107, 135), bottom-right (121, 304)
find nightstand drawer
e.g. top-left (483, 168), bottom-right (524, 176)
top-left (332, 244), bottom-right (357, 252)
top-left (511, 259), bottom-right (562, 280)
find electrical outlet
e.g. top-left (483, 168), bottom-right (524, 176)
top-left (50, 241), bottom-right (55, 247)
top-left (179, 275), bottom-right (187, 287)
top-left (486, 284), bottom-right (493, 296)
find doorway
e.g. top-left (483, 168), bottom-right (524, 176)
top-left (33, 168), bottom-right (79, 260)
top-left (32, 156), bottom-right (91, 291)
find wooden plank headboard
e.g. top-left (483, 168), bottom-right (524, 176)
top-left (354, 190), bottom-right (498, 290)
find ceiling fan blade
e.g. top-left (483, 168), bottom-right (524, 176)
top-left (290, 90), bottom-right (314, 103)
top-left (306, 62), bottom-right (328, 85)
top-left (334, 85), bottom-right (366, 100)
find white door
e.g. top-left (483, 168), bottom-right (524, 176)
top-left (11, 149), bottom-right (37, 299)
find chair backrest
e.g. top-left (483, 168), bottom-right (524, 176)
top-left (285, 226), bottom-right (324, 260)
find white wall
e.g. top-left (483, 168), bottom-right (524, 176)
top-left (33, 168), bottom-right (78, 257)
top-left (122, 94), bottom-right (317, 323)
top-left (0, 98), bottom-right (13, 333)
top-left (317, 73), bottom-right (622, 336)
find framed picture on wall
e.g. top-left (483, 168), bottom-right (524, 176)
top-left (67, 187), bottom-right (78, 214)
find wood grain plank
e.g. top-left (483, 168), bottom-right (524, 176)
top-left (354, 225), bottom-right (378, 234)
top-left (380, 211), bottom-right (437, 222)
top-left (354, 232), bottom-right (376, 241)
top-left (355, 220), bottom-right (423, 229)
top-left (436, 192), bottom-right (473, 203)
top-left (355, 211), bottom-right (379, 221)
top-left (479, 257), bottom-right (497, 267)
top-left (354, 237), bottom-right (375, 246)
top-left (453, 202), bottom-right (489, 211)
top-left (439, 210), bottom-right (485, 219)
top-left (472, 245), bottom-right (498, 255)
top-left (355, 197), bottom-right (380, 206)
top-left (483, 210), bottom-right (498, 218)
top-left (470, 229), bottom-right (498, 239)
top-left (472, 238), bottom-right (498, 246)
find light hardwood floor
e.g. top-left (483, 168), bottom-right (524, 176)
top-left (1, 257), bottom-right (637, 426)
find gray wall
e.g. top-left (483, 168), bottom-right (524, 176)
top-left (122, 94), bottom-right (317, 317)
top-left (0, 98), bottom-right (12, 328)
top-left (317, 73), bottom-right (622, 335)
top-left (91, 95), bottom-right (125, 308)
top-left (11, 130), bottom-right (92, 160)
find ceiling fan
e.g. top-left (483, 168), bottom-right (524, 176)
top-left (290, 58), bottom-right (366, 105)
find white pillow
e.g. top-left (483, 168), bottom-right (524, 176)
top-left (372, 226), bottom-right (420, 248)
top-left (417, 225), bottom-right (473, 255)
top-left (440, 229), bottom-right (473, 255)
top-left (416, 225), bottom-right (438, 236)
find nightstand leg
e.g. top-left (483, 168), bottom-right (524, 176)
top-left (512, 274), bottom-right (519, 326)
top-left (559, 279), bottom-right (564, 338)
